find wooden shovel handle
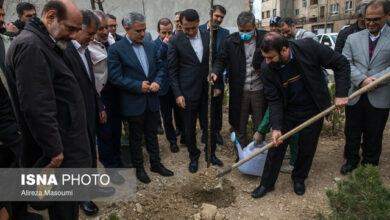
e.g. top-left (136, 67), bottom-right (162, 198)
top-left (218, 71), bottom-right (390, 177)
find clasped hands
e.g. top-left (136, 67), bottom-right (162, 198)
top-left (141, 81), bottom-right (160, 93)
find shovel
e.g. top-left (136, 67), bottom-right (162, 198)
top-left (216, 71), bottom-right (390, 184)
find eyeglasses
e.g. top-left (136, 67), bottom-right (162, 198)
top-left (364, 16), bottom-right (385, 23)
top-left (107, 24), bottom-right (118, 28)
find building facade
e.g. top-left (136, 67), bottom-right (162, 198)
top-left (261, 0), bottom-right (294, 27)
top-left (261, 0), bottom-right (361, 33)
top-left (294, 0), bottom-right (361, 34)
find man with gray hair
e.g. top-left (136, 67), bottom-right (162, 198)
top-left (341, 0), bottom-right (390, 175)
top-left (108, 12), bottom-right (174, 183)
top-left (335, 0), bottom-right (371, 53)
top-left (88, 10), bottom-right (123, 172)
top-left (213, 11), bottom-right (267, 153)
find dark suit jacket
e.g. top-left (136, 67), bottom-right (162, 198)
top-left (108, 38), bottom-right (164, 117)
top-left (4, 20), bottom-right (91, 168)
top-left (154, 37), bottom-right (170, 96)
top-left (0, 79), bottom-right (21, 149)
top-left (199, 22), bottom-right (230, 83)
top-left (199, 22), bottom-right (230, 55)
top-left (168, 29), bottom-right (220, 101)
top-left (261, 39), bottom-right (351, 130)
top-left (64, 41), bottom-right (103, 146)
top-left (212, 29), bottom-right (267, 130)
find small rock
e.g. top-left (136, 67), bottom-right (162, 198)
top-left (334, 177), bottom-right (341, 182)
top-left (194, 213), bottom-right (201, 220)
top-left (194, 204), bottom-right (198, 208)
top-left (260, 213), bottom-right (264, 217)
top-left (200, 203), bottom-right (217, 220)
top-left (135, 203), bottom-right (143, 213)
top-left (215, 212), bottom-right (225, 220)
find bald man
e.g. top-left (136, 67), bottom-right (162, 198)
top-left (5, 0), bottom-right (89, 219)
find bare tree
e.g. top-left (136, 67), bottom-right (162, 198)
top-left (90, 0), bottom-right (104, 11)
top-left (90, 0), bottom-right (96, 10)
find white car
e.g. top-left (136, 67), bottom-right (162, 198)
top-left (317, 33), bottom-right (338, 50)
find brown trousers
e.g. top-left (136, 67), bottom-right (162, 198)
top-left (236, 90), bottom-right (265, 148)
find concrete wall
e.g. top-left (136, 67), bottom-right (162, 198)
top-left (3, 0), bottom-right (247, 38)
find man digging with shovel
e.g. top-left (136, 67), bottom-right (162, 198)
top-left (251, 32), bottom-right (351, 198)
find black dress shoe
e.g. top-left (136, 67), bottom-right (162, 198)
top-left (205, 153), bottom-right (223, 167)
top-left (251, 185), bottom-right (274, 198)
top-left (175, 129), bottom-right (181, 137)
top-left (110, 170), bottom-right (125, 185)
top-left (80, 201), bottom-right (99, 216)
top-left (151, 163), bottom-right (174, 176)
top-left (157, 125), bottom-right (164, 135)
top-left (170, 143), bottom-right (179, 153)
top-left (293, 181), bottom-right (305, 195)
top-left (216, 133), bottom-right (223, 145)
top-left (92, 185), bottom-right (115, 197)
top-left (189, 160), bottom-right (198, 173)
top-left (201, 133), bottom-right (207, 144)
top-left (136, 167), bottom-right (151, 184)
top-left (340, 163), bottom-right (357, 175)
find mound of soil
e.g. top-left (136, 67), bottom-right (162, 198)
top-left (122, 168), bottom-right (236, 219)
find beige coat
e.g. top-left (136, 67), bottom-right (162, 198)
top-left (88, 38), bottom-right (114, 94)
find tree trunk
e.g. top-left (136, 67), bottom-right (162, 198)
top-left (90, 0), bottom-right (96, 10)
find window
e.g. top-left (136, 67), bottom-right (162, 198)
top-left (330, 3), bottom-right (339, 15)
top-left (296, 9), bottom-right (299, 15)
top-left (320, 6), bottom-right (325, 18)
top-left (273, 9), bottom-right (277, 16)
top-left (345, 0), bottom-right (353, 13)
top-left (267, 10), bottom-right (270, 18)
top-left (262, 11), bottom-right (265, 19)
top-left (310, 0), bottom-right (318, 5)
top-left (303, 0), bottom-right (307, 8)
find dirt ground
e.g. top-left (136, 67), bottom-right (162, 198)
top-left (35, 109), bottom-right (390, 220)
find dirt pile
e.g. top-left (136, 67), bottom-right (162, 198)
top-left (191, 167), bottom-right (220, 191)
top-left (119, 168), bottom-right (236, 219)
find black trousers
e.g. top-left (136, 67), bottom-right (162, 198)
top-left (47, 202), bottom-right (78, 220)
top-left (199, 84), bottom-right (224, 135)
top-left (261, 116), bottom-right (323, 187)
top-left (96, 89), bottom-right (122, 168)
top-left (182, 95), bottom-right (217, 161)
top-left (126, 109), bottom-right (161, 168)
top-left (159, 88), bottom-right (184, 144)
top-left (344, 94), bottom-right (389, 166)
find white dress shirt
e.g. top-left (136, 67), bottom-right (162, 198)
top-left (369, 25), bottom-right (386, 41)
top-left (189, 30), bottom-right (203, 62)
top-left (72, 40), bottom-right (91, 80)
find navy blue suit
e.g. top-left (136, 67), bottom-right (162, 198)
top-left (108, 38), bottom-right (164, 168)
top-left (155, 37), bottom-right (184, 145)
top-left (198, 23), bottom-right (229, 137)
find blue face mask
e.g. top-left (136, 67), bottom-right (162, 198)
top-left (239, 31), bottom-right (253, 41)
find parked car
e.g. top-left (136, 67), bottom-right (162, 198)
top-left (317, 33), bottom-right (338, 50)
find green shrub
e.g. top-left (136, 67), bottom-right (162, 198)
top-left (109, 212), bottom-right (120, 220)
top-left (318, 165), bottom-right (390, 220)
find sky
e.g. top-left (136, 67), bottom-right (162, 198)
top-left (253, 0), bottom-right (262, 20)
